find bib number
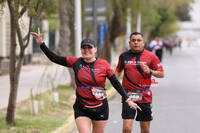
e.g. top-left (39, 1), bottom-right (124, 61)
top-left (128, 91), bottom-right (142, 101)
top-left (91, 87), bottom-right (106, 100)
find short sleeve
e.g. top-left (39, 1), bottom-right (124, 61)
top-left (151, 54), bottom-right (163, 71)
top-left (66, 57), bottom-right (79, 67)
top-left (116, 55), bottom-right (123, 72)
top-left (104, 61), bottom-right (115, 78)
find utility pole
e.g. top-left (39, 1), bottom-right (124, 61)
top-left (136, 12), bottom-right (141, 33)
top-left (75, 0), bottom-right (82, 57)
top-left (126, 8), bottom-right (131, 49)
top-left (93, 0), bottom-right (97, 41)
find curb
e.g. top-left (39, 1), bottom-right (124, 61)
top-left (51, 114), bottom-right (75, 133)
top-left (51, 88), bottom-right (117, 133)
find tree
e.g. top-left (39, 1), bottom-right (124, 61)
top-left (41, 0), bottom-right (75, 87)
top-left (103, 0), bottom-right (194, 49)
top-left (175, 3), bottom-right (192, 21)
top-left (2, 0), bottom-right (75, 125)
top-left (102, 0), bottom-right (128, 62)
top-left (148, 0), bottom-right (194, 39)
top-left (149, 4), bottom-right (179, 39)
top-left (57, 0), bottom-right (75, 87)
top-left (102, 0), bottom-right (160, 61)
top-left (4, 0), bottom-right (48, 125)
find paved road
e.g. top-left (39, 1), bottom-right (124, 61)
top-left (0, 63), bottom-right (71, 110)
top-left (71, 45), bottom-right (200, 133)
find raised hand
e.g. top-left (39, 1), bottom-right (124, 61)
top-left (30, 28), bottom-right (43, 45)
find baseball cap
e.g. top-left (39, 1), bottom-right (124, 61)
top-left (81, 38), bottom-right (96, 48)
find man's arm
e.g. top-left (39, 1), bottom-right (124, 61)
top-left (142, 64), bottom-right (164, 78)
top-left (151, 69), bottom-right (164, 78)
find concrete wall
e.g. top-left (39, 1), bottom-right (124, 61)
top-left (0, 16), bottom-right (3, 57)
top-left (0, 3), bottom-right (9, 58)
top-left (0, 2), bottom-right (35, 70)
top-left (0, 2), bottom-right (33, 58)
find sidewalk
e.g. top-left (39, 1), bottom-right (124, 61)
top-left (0, 63), bottom-right (71, 110)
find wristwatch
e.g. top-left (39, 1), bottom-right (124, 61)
top-left (149, 69), bottom-right (152, 75)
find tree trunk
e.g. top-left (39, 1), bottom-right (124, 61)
top-left (110, 0), bottom-right (124, 43)
top-left (102, 28), bottom-right (111, 62)
top-left (102, 0), bottom-right (125, 63)
top-left (58, 0), bottom-right (75, 88)
top-left (67, 0), bottom-right (75, 87)
top-left (58, 0), bottom-right (71, 54)
top-left (6, 0), bottom-right (30, 125)
top-left (6, 0), bottom-right (17, 125)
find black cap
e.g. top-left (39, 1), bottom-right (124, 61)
top-left (81, 38), bottom-right (96, 48)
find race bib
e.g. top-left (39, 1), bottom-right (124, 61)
top-left (91, 87), bottom-right (106, 100)
top-left (128, 91), bottom-right (142, 101)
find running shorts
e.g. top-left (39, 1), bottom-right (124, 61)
top-left (73, 99), bottom-right (109, 121)
top-left (121, 99), bottom-right (153, 121)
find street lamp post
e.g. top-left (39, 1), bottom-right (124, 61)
top-left (126, 8), bottom-right (131, 49)
top-left (93, 0), bottom-right (97, 41)
top-left (75, 0), bottom-right (82, 57)
top-left (136, 12), bottom-right (141, 33)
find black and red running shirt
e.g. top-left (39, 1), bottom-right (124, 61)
top-left (66, 57), bottom-right (115, 105)
top-left (116, 49), bottom-right (164, 103)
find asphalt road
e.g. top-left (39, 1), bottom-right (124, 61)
top-left (71, 45), bottom-right (200, 133)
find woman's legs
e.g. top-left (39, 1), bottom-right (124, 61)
top-left (92, 120), bottom-right (107, 133)
top-left (75, 116), bottom-right (92, 133)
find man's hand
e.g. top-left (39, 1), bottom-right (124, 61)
top-left (141, 64), bottom-right (151, 74)
top-left (30, 28), bottom-right (43, 45)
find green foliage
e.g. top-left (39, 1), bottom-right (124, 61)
top-left (43, 0), bottom-right (59, 16)
top-left (149, 3), bottom-right (180, 39)
top-left (42, 0), bottom-right (59, 31)
top-left (48, 14), bottom-right (59, 31)
top-left (0, 84), bottom-right (74, 133)
top-left (9, 0), bottom-right (59, 31)
top-left (0, 0), bottom-right (5, 4)
top-left (0, 114), bottom-right (64, 133)
top-left (105, 0), bottom-right (189, 42)
top-left (130, 0), bottom-right (147, 12)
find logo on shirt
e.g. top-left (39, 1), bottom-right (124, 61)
top-left (125, 60), bottom-right (147, 65)
top-left (139, 78), bottom-right (159, 87)
top-left (79, 64), bottom-right (100, 72)
top-left (157, 63), bottom-right (162, 67)
top-left (100, 115), bottom-right (104, 118)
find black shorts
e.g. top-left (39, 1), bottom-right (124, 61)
top-left (73, 99), bottom-right (109, 121)
top-left (121, 99), bottom-right (153, 121)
